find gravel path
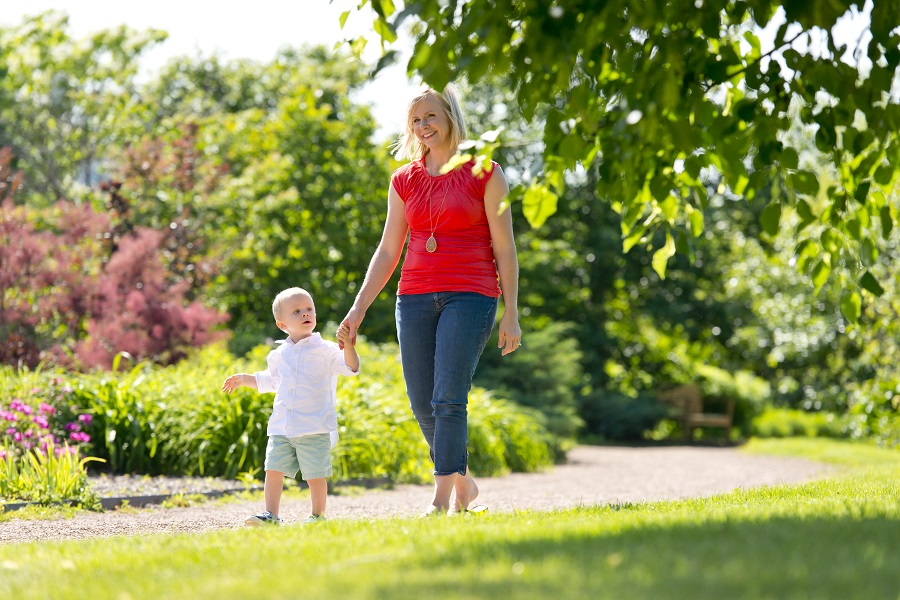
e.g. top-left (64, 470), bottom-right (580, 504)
top-left (0, 445), bottom-right (831, 544)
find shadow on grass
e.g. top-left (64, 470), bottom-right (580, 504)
top-left (358, 512), bottom-right (899, 600)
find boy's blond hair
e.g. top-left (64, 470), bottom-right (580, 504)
top-left (393, 84), bottom-right (468, 161)
top-left (272, 287), bottom-right (313, 320)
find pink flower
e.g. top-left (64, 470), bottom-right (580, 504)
top-left (39, 403), bottom-right (56, 415)
top-left (78, 414), bottom-right (93, 426)
top-left (70, 431), bottom-right (91, 443)
top-left (65, 422), bottom-right (79, 432)
top-left (0, 411), bottom-right (16, 422)
top-left (12, 432), bottom-right (22, 442)
top-left (33, 415), bottom-right (49, 429)
top-left (29, 387), bottom-right (42, 395)
top-left (0, 449), bottom-right (6, 460)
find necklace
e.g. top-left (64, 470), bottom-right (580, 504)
top-left (426, 177), bottom-right (449, 253)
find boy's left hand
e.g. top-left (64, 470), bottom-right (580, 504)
top-left (336, 324), bottom-right (351, 346)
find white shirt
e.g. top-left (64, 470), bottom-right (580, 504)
top-left (254, 333), bottom-right (359, 446)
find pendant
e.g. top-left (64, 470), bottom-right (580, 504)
top-left (426, 235), bottom-right (437, 253)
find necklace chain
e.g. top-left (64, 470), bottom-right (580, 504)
top-left (426, 176), bottom-right (449, 253)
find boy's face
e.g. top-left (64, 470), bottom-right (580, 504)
top-left (276, 292), bottom-right (317, 342)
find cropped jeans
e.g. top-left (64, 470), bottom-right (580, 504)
top-left (396, 292), bottom-right (498, 476)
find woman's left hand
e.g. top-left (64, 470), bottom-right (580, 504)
top-left (497, 311), bottom-right (522, 356)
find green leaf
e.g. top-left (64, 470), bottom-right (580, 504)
top-left (811, 260), bottom-right (831, 293)
top-left (522, 181), bottom-right (558, 228)
top-left (853, 181), bottom-right (870, 204)
top-left (622, 224), bottom-right (648, 253)
top-left (861, 237), bottom-right (878, 266)
top-left (860, 271), bottom-right (885, 297)
top-left (840, 291), bottom-right (861, 324)
top-left (874, 164), bottom-right (895, 187)
top-left (651, 232), bottom-right (676, 280)
top-left (688, 206), bottom-right (704, 238)
top-left (675, 228), bottom-right (696, 262)
top-left (781, 147), bottom-right (799, 170)
top-left (821, 229), bottom-right (842, 254)
top-left (881, 205), bottom-right (894, 239)
top-left (796, 198), bottom-right (815, 223)
top-left (372, 17), bottom-right (398, 44)
top-left (760, 203), bottom-right (781, 236)
top-left (339, 10), bottom-right (351, 29)
top-left (791, 171), bottom-right (820, 196)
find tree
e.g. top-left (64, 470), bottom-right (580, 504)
top-left (0, 12), bottom-right (165, 204)
top-left (351, 0), bottom-right (900, 322)
top-left (137, 49), bottom-right (396, 351)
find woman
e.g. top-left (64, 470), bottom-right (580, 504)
top-left (340, 85), bottom-right (521, 515)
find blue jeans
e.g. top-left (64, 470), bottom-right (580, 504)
top-left (396, 292), bottom-right (498, 476)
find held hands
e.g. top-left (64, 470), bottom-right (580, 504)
top-left (338, 307), bottom-right (365, 350)
top-left (336, 324), bottom-right (353, 348)
top-left (497, 311), bottom-right (522, 356)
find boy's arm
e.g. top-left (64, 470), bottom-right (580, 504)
top-left (343, 343), bottom-right (360, 373)
top-left (222, 373), bottom-right (259, 394)
top-left (336, 325), bottom-right (360, 373)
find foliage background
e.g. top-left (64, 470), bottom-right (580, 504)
top-left (1, 5), bottom-right (898, 455)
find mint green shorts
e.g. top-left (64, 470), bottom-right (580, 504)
top-left (264, 433), bottom-right (332, 480)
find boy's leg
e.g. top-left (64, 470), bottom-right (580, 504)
top-left (264, 470), bottom-right (285, 515)
top-left (294, 433), bottom-right (333, 517)
top-left (307, 478), bottom-right (327, 516)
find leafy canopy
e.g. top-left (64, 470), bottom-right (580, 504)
top-left (349, 0), bottom-right (899, 322)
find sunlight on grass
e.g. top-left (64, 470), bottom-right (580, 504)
top-left (742, 436), bottom-right (900, 467)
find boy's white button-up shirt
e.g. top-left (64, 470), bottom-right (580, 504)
top-left (254, 332), bottom-right (358, 447)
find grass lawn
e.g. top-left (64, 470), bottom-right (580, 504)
top-left (1, 438), bottom-right (898, 600)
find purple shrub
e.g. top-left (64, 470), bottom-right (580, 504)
top-left (1, 146), bottom-right (228, 370)
top-left (75, 227), bottom-right (228, 369)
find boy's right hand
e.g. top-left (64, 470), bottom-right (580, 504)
top-left (221, 374), bottom-right (244, 394)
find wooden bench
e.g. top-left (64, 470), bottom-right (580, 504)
top-left (658, 384), bottom-right (735, 442)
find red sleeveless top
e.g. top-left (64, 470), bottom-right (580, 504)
top-left (391, 157), bottom-right (501, 297)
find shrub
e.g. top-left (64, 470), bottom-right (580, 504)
top-left (0, 442), bottom-right (101, 508)
top-left (751, 406), bottom-right (863, 440)
top-left (61, 341), bottom-right (559, 482)
top-left (582, 391), bottom-right (668, 442)
top-left (475, 321), bottom-right (585, 441)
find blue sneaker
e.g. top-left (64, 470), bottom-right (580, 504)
top-left (245, 511), bottom-right (282, 527)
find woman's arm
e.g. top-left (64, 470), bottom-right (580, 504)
top-left (484, 166), bottom-right (522, 356)
top-left (341, 183), bottom-right (409, 345)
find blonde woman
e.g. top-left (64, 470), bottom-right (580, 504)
top-left (341, 85), bottom-right (521, 515)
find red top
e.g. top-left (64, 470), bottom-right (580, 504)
top-left (391, 157), bottom-right (501, 297)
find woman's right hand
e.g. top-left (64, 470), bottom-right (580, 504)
top-left (339, 306), bottom-right (366, 349)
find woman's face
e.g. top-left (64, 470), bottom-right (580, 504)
top-left (410, 95), bottom-right (451, 152)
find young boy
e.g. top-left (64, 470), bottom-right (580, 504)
top-left (222, 287), bottom-right (360, 526)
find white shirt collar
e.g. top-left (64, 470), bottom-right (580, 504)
top-left (276, 332), bottom-right (322, 348)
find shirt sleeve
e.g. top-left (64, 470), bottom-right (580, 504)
top-left (328, 344), bottom-right (359, 377)
top-left (254, 349), bottom-right (282, 393)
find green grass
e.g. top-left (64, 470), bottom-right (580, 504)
top-left (1, 438), bottom-right (898, 599)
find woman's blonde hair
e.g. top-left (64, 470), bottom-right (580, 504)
top-left (393, 84), bottom-right (468, 161)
